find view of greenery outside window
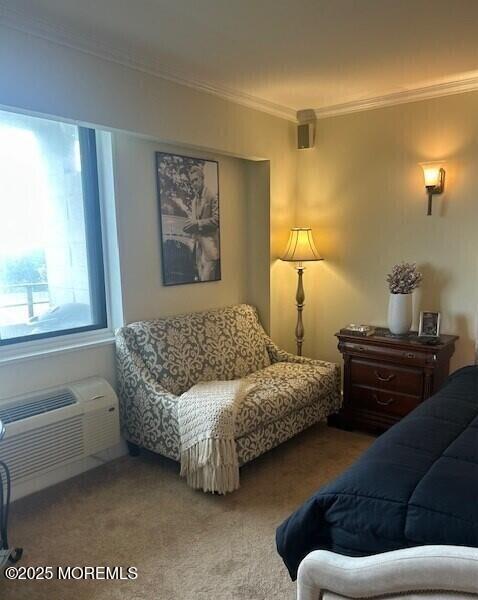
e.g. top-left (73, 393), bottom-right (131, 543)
top-left (0, 109), bottom-right (107, 345)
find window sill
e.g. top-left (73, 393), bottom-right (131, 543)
top-left (0, 329), bottom-right (116, 366)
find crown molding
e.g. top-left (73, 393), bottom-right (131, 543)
top-left (0, 2), bottom-right (297, 123)
top-left (314, 76), bottom-right (478, 119)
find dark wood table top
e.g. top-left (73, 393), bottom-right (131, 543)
top-left (336, 327), bottom-right (458, 351)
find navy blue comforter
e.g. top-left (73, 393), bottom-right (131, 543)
top-left (276, 366), bottom-right (478, 580)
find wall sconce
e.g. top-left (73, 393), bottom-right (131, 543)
top-left (420, 162), bottom-right (445, 216)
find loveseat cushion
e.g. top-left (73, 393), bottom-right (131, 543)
top-left (128, 304), bottom-right (271, 395)
top-left (235, 360), bottom-right (339, 437)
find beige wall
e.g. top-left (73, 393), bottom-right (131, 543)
top-left (297, 92), bottom-right (478, 371)
top-left (0, 25), bottom-right (298, 399)
top-left (112, 135), bottom-right (270, 326)
top-left (4, 22), bottom-right (476, 401)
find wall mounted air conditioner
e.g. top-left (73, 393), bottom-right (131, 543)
top-left (0, 377), bottom-right (120, 497)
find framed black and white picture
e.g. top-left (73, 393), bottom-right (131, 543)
top-left (156, 152), bottom-right (221, 286)
top-left (418, 311), bottom-right (441, 338)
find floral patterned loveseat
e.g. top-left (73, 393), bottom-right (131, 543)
top-left (116, 304), bottom-right (341, 465)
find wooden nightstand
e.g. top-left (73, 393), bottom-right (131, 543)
top-left (332, 328), bottom-right (458, 433)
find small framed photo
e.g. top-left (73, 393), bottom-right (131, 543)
top-left (418, 311), bottom-right (441, 338)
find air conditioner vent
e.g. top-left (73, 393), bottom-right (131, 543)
top-left (0, 390), bottom-right (76, 424)
top-left (0, 377), bottom-right (120, 500)
top-left (1, 416), bottom-right (84, 482)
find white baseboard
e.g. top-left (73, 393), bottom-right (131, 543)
top-left (10, 440), bottom-right (127, 502)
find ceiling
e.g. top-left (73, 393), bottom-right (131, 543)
top-left (3, 0), bottom-right (478, 120)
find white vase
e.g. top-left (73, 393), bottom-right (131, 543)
top-left (388, 293), bottom-right (412, 335)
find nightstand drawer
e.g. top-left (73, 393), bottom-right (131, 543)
top-left (350, 385), bottom-right (421, 418)
top-left (343, 341), bottom-right (432, 366)
top-left (350, 359), bottom-right (423, 396)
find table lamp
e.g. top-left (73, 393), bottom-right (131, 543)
top-left (280, 227), bottom-right (323, 355)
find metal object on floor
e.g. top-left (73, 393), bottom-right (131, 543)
top-left (0, 418), bottom-right (23, 567)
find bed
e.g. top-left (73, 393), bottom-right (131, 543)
top-left (276, 365), bottom-right (478, 581)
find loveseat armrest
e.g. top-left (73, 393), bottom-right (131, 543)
top-left (264, 335), bottom-right (341, 413)
top-left (116, 327), bottom-right (179, 450)
top-left (297, 546), bottom-right (478, 600)
top-left (264, 335), bottom-right (335, 369)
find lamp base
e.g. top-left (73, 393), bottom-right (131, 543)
top-left (295, 266), bottom-right (305, 356)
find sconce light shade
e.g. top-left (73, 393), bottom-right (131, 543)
top-left (421, 164), bottom-right (445, 191)
top-left (281, 227), bottom-right (323, 263)
top-left (420, 162), bottom-right (446, 215)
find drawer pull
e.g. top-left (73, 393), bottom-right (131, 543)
top-left (405, 352), bottom-right (415, 359)
top-left (373, 393), bottom-right (395, 406)
top-left (374, 370), bottom-right (395, 383)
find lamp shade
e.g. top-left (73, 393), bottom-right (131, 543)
top-left (423, 166), bottom-right (441, 187)
top-left (420, 162), bottom-right (445, 191)
top-left (281, 227), bottom-right (323, 262)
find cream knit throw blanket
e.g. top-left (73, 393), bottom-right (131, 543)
top-left (178, 379), bottom-right (251, 494)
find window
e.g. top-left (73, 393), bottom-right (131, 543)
top-left (0, 109), bottom-right (107, 346)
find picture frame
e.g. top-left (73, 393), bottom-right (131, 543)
top-left (418, 311), bottom-right (441, 338)
top-left (156, 151), bottom-right (221, 286)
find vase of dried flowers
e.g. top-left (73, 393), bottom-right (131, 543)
top-left (386, 262), bottom-right (423, 335)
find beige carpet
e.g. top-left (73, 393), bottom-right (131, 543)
top-left (3, 424), bottom-right (372, 600)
